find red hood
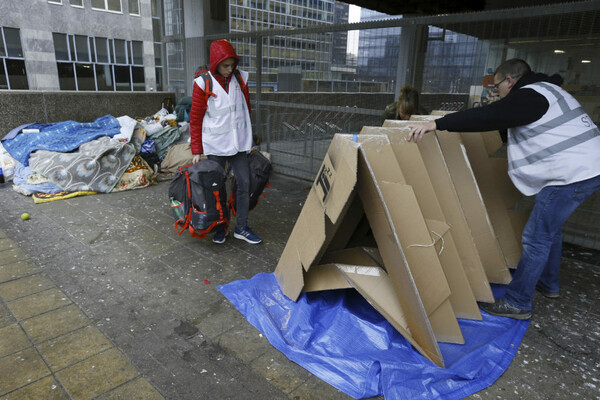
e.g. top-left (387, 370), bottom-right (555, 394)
top-left (210, 40), bottom-right (239, 76)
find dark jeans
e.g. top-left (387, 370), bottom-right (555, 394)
top-left (208, 152), bottom-right (250, 229)
top-left (504, 174), bottom-right (600, 310)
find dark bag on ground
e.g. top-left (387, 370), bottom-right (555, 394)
top-left (169, 161), bottom-right (229, 239)
top-left (229, 150), bottom-right (272, 216)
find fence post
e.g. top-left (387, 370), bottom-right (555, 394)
top-left (255, 35), bottom-right (263, 152)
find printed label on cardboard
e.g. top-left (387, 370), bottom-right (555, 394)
top-left (314, 153), bottom-right (336, 206)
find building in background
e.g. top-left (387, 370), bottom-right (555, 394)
top-left (355, 8), bottom-right (401, 92)
top-left (0, 0), bottom-right (159, 92)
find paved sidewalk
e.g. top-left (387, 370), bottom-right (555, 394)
top-left (0, 175), bottom-right (599, 400)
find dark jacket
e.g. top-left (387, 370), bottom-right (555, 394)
top-left (435, 72), bottom-right (564, 133)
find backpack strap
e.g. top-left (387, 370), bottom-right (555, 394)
top-left (197, 71), bottom-right (216, 103)
top-left (233, 70), bottom-right (247, 93)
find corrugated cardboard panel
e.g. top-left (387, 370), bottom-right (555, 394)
top-left (359, 137), bottom-right (463, 344)
top-left (460, 132), bottom-right (526, 268)
top-left (303, 263), bottom-right (353, 292)
top-left (435, 131), bottom-right (512, 284)
top-left (361, 126), bottom-right (482, 319)
top-left (275, 135), bottom-right (359, 299)
top-left (382, 120), bottom-right (494, 303)
top-left (355, 147), bottom-right (446, 364)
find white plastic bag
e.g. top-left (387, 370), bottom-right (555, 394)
top-left (0, 142), bottom-right (16, 181)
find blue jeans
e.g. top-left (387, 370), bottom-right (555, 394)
top-left (504, 174), bottom-right (600, 310)
top-left (208, 152), bottom-right (250, 229)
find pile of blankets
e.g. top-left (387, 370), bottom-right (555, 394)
top-left (0, 110), bottom-right (194, 203)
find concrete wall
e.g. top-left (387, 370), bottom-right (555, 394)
top-left (0, 91), bottom-right (175, 138)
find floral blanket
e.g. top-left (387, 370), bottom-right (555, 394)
top-left (29, 136), bottom-right (137, 193)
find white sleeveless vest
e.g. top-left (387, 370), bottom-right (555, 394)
top-left (194, 70), bottom-right (253, 156)
top-left (507, 82), bottom-right (600, 196)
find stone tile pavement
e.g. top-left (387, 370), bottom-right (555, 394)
top-left (0, 175), bottom-right (599, 399)
top-left (0, 230), bottom-right (163, 400)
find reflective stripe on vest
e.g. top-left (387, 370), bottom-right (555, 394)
top-left (193, 70), bottom-right (253, 156)
top-left (507, 82), bottom-right (600, 195)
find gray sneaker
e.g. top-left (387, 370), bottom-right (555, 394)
top-left (479, 298), bottom-right (532, 320)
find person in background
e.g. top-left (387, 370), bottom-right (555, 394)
top-left (382, 85), bottom-right (427, 122)
top-left (408, 58), bottom-right (600, 320)
top-left (189, 39), bottom-right (262, 245)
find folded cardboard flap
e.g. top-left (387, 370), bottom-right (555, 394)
top-left (361, 126), bottom-right (483, 319)
top-left (459, 132), bottom-right (526, 269)
top-left (313, 247), bottom-right (441, 367)
top-left (383, 119), bottom-right (494, 303)
top-left (434, 131), bottom-right (512, 284)
top-left (275, 135), bottom-right (359, 300)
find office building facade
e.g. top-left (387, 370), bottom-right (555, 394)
top-left (0, 0), bottom-right (159, 91)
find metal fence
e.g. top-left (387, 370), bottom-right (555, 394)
top-left (187, 1), bottom-right (600, 182)
top-left (262, 102), bottom-right (381, 179)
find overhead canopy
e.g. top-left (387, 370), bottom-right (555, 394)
top-left (342, 0), bottom-right (582, 16)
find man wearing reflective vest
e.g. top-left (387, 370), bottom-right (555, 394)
top-left (190, 39), bottom-right (262, 245)
top-left (409, 58), bottom-right (600, 320)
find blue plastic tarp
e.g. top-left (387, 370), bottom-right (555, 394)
top-left (218, 273), bottom-right (529, 400)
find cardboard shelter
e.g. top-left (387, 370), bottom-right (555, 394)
top-left (275, 134), bottom-right (480, 368)
top-left (359, 126), bottom-right (484, 315)
top-left (386, 118), bottom-right (512, 283)
top-left (371, 122), bottom-right (495, 303)
top-left (407, 115), bottom-right (526, 269)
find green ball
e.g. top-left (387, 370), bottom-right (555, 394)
top-left (21, 213), bottom-right (30, 221)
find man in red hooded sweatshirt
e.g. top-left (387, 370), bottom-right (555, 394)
top-left (190, 39), bottom-right (261, 245)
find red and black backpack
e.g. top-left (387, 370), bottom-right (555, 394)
top-left (168, 160), bottom-right (229, 240)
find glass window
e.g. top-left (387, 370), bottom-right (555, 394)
top-left (131, 66), bottom-right (144, 91)
top-left (95, 37), bottom-right (109, 63)
top-left (53, 33), bottom-right (70, 61)
top-left (131, 41), bottom-right (143, 65)
top-left (48, 0), bottom-right (63, 4)
top-left (57, 62), bottom-right (76, 90)
top-left (154, 43), bottom-right (162, 66)
top-left (107, 0), bottom-right (122, 12)
top-left (129, 0), bottom-right (140, 15)
top-left (4, 28), bottom-right (24, 58)
top-left (114, 39), bottom-right (127, 64)
top-left (0, 32), bottom-right (4, 57)
top-left (69, 0), bottom-right (83, 6)
top-left (91, 0), bottom-right (121, 11)
top-left (155, 67), bottom-right (163, 91)
top-left (114, 65), bottom-right (131, 90)
top-left (151, 0), bottom-right (160, 17)
top-left (76, 63), bottom-right (96, 90)
top-left (68, 35), bottom-right (76, 61)
top-left (75, 35), bottom-right (89, 62)
top-left (152, 18), bottom-right (162, 42)
top-left (95, 64), bottom-right (114, 90)
top-left (89, 37), bottom-right (95, 62)
top-left (0, 61), bottom-right (7, 89)
top-left (108, 39), bottom-right (115, 63)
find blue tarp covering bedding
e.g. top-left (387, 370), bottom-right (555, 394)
top-left (218, 273), bottom-right (529, 400)
top-left (2, 115), bottom-right (121, 166)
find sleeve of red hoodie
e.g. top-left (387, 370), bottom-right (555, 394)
top-left (190, 81), bottom-right (207, 155)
